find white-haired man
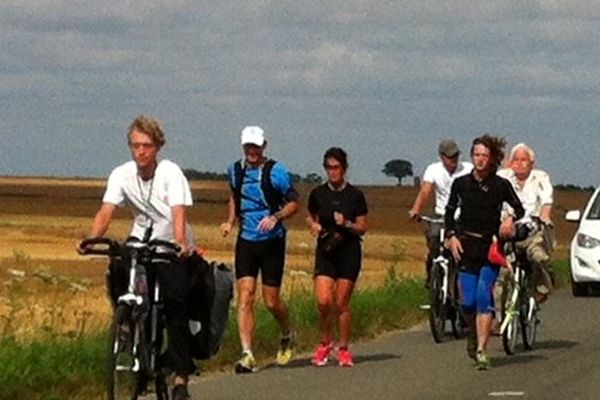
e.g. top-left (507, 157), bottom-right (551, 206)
top-left (497, 143), bottom-right (555, 302)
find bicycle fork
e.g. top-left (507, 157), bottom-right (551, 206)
top-left (500, 267), bottom-right (522, 335)
top-left (433, 256), bottom-right (450, 305)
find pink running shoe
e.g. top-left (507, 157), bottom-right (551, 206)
top-left (311, 342), bottom-right (334, 366)
top-left (337, 347), bottom-right (354, 367)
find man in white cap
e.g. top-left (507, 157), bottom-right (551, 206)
top-left (221, 126), bottom-right (299, 373)
top-left (409, 139), bottom-right (473, 285)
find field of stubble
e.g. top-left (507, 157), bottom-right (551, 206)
top-left (0, 176), bottom-right (586, 340)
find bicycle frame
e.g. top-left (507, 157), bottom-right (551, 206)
top-left (421, 215), bottom-right (450, 303)
top-left (499, 253), bottom-right (522, 335)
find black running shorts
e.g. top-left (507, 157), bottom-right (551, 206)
top-left (234, 236), bottom-right (286, 287)
top-left (314, 239), bottom-right (362, 282)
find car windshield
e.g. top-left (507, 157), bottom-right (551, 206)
top-left (586, 192), bottom-right (600, 220)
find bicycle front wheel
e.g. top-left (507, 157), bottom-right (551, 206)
top-left (521, 297), bottom-right (538, 350)
top-left (108, 305), bottom-right (143, 400)
top-left (501, 282), bottom-right (520, 355)
top-left (428, 265), bottom-right (447, 343)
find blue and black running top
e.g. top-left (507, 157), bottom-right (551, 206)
top-left (227, 159), bottom-right (297, 242)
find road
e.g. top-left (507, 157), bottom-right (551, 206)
top-left (189, 290), bottom-right (600, 400)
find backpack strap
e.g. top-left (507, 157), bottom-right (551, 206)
top-left (232, 160), bottom-right (245, 217)
top-left (232, 158), bottom-right (287, 217)
top-left (261, 159), bottom-right (286, 214)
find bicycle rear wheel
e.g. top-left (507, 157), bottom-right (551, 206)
top-left (428, 265), bottom-right (447, 343)
top-left (521, 297), bottom-right (538, 350)
top-left (501, 281), bottom-right (520, 355)
top-left (108, 305), bottom-right (144, 400)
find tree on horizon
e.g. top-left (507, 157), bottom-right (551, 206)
top-left (382, 159), bottom-right (413, 186)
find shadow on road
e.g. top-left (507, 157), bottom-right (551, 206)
top-left (492, 339), bottom-right (577, 368)
top-left (492, 353), bottom-right (546, 368)
top-left (534, 339), bottom-right (578, 350)
top-left (269, 353), bottom-right (402, 370)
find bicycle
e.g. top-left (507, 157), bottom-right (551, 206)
top-left (79, 236), bottom-right (180, 400)
top-left (498, 219), bottom-right (541, 355)
top-left (420, 216), bottom-right (464, 343)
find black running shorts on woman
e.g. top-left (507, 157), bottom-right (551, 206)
top-left (315, 239), bottom-right (362, 281)
top-left (235, 236), bottom-right (286, 287)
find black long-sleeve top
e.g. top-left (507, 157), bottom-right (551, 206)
top-left (445, 171), bottom-right (524, 271)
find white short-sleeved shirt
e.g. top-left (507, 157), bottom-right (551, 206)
top-left (497, 168), bottom-right (553, 219)
top-left (102, 159), bottom-right (195, 246)
top-left (422, 161), bottom-right (473, 215)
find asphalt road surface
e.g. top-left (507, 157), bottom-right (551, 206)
top-left (189, 290), bottom-right (600, 400)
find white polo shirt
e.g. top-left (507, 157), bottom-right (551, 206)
top-left (423, 161), bottom-right (473, 215)
top-left (497, 168), bottom-right (553, 219)
top-left (102, 159), bottom-right (195, 246)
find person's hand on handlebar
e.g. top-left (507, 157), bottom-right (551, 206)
top-left (76, 238), bottom-right (93, 255)
top-left (408, 209), bottom-right (420, 221)
top-left (499, 217), bottom-right (514, 240)
top-left (176, 242), bottom-right (194, 258)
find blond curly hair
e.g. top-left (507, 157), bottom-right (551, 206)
top-left (127, 115), bottom-right (166, 148)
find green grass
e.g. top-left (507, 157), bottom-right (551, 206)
top-left (0, 334), bottom-right (107, 400)
top-left (552, 258), bottom-right (570, 289)
top-left (0, 258), bottom-right (570, 400)
top-left (0, 269), bottom-right (428, 400)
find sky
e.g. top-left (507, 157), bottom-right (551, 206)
top-left (0, 1), bottom-right (598, 186)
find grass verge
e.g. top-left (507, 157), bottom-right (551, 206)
top-left (0, 333), bottom-right (107, 400)
top-left (0, 268), bottom-right (428, 400)
top-left (0, 258), bottom-right (570, 400)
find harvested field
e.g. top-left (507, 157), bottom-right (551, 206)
top-left (0, 176), bottom-right (589, 339)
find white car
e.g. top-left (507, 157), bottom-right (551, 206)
top-left (565, 187), bottom-right (600, 296)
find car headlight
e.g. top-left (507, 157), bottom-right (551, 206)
top-left (577, 233), bottom-right (600, 249)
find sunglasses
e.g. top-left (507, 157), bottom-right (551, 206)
top-left (324, 164), bottom-right (342, 171)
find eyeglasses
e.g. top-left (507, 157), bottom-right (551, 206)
top-left (324, 164), bottom-right (342, 171)
top-left (129, 142), bottom-right (156, 150)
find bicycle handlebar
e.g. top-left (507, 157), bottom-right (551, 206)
top-left (79, 237), bottom-right (120, 256)
top-left (79, 237), bottom-right (181, 260)
top-left (418, 215), bottom-right (444, 224)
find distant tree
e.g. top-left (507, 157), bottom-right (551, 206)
top-left (554, 184), bottom-right (595, 192)
top-left (304, 173), bottom-right (323, 184)
top-left (382, 159), bottom-right (413, 186)
top-left (182, 168), bottom-right (323, 185)
top-left (289, 173), bottom-right (302, 184)
top-left (183, 168), bottom-right (228, 181)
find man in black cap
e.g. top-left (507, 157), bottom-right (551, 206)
top-left (409, 139), bottom-right (473, 284)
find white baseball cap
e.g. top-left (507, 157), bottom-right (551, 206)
top-left (240, 126), bottom-right (265, 146)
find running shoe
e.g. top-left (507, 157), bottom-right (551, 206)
top-left (235, 351), bottom-right (257, 374)
top-left (475, 350), bottom-right (491, 371)
top-left (337, 347), bottom-right (354, 368)
top-left (172, 384), bottom-right (191, 400)
top-left (276, 330), bottom-right (296, 366)
top-left (311, 341), bottom-right (334, 367)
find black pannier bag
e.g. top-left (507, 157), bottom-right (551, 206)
top-left (185, 254), bottom-right (234, 360)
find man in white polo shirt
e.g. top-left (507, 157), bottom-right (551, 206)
top-left (409, 139), bottom-right (473, 284)
top-left (79, 115), bottom-right (195, 400)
